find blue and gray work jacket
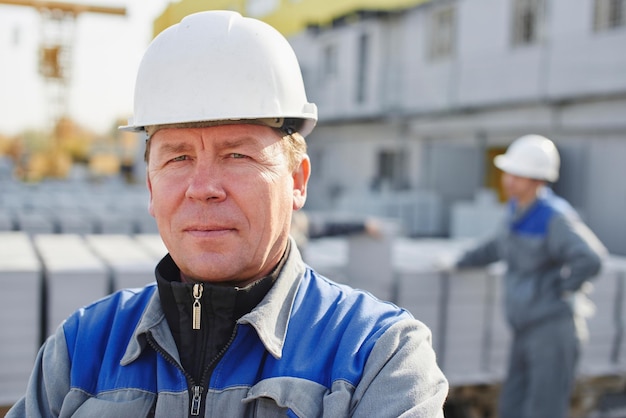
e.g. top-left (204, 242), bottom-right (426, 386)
top-left (8, 239), bottom-right (448, 417)
top-left (456, 187), bottom-right (606, 333)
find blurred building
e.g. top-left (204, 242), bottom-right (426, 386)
top-left (154, 0), bottom-right (626, 254)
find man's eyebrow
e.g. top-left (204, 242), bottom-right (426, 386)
top-left (154, 141), bottom-right (194, 155)
top-left (218, 137), bottom-right (260, 150)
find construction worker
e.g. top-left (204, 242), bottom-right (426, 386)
top-left (439, 134), bottom-right (606, 418)
top-left (290, 210), bottom-right (384, 261)
top-left (7, 11), bottom-right (447, 417)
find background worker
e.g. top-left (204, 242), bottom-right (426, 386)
top-left (290, 210), bottom-right (383, 261)
top-left (8, 11), bottom-right (447, 417)
top-left (439, 134), bottom-right (606, 418)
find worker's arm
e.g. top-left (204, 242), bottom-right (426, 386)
top-left (351, 318), bottom-right (448, 417)
top-left (6, 325), bottom-right (71, 418)
top-left (548, 214), bottom-right (607, 293)
top-left (308, 217), bottom-right (380, 239)
top-left (455, 236), bottom-right (501, 269)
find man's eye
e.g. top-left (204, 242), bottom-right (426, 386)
top-left (171, 155), bottom-right (188, 162)
top-left (230, 153), bottom-right (247, 159)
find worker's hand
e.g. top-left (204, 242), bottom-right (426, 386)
top-left (562, 291), bottom-right (596, 318)
top-left (432, 255), bottom-right (458, 273)
top-left (364, 219), bottom-right (383, 239)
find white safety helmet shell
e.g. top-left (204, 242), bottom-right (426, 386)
top-left (494, 135), bottom-right (560, 182)
top-left (121, 11), bottom-right (317, 137)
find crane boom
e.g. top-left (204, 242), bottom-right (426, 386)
top-left (0, 0), bottom-right (128, 180)
top-left (0, 0), bottom-right (125, 16)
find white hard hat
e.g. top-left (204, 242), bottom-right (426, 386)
top-left (494, 135), bottom-right (560, 182)
top-left (120, 11), bottom-right (317, 137)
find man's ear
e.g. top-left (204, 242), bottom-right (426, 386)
top-left (146, 172), bottom-right (155, 217)
top-left (292, 155), bottom-right (310, 210)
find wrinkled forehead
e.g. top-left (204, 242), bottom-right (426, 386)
top-left (149, 123), bottom-right (284, 150)
top-left (145, 118), bottom-right (285, 139)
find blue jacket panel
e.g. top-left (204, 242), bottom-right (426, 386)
top-left (509, 189), bottom-right (576, 237)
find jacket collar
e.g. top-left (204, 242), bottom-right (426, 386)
top-left (237, 238), bottom-right (306, 359)
top-left (121, 287), bottom-right (173, 366)
top-left (121, 237), bottom-right (306, 365)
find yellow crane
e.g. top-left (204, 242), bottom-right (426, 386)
top-left (0, 0), bottom-right (126, 180)
top-left (1, 0), bottom-right (126, 126)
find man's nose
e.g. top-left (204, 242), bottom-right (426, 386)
top-left (185, 162), bottom-right (227, 201)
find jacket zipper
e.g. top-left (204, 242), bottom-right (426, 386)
top-left (146, 332), bottom-right (199, 416)
top-left (190, 385), bottom-right (203, 416)
top-left (190, 283), bottom-right (203, 416)
top-left (192, 283), bottom-right (203, 330)
top-left (192, 327), bottom-right (239, 416)
top-left (146, 322), bottom-right (240, 416)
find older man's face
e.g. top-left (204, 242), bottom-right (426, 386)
top-left (147, 124), bottom-right (309, 285)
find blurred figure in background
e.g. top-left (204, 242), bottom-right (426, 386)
top-left (290, 210), bottom-right (382, 261)
top-left (438, 134), bottom-right (606, 418)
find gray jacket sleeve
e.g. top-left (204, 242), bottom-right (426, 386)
top-left (6, 325), bottom-right (71, 418)
top-left (351, 318), bottom-right (448, 417)
top-left (456, 237), bottom-right (501, 269)
top-left (547, 213), bottom-right (607, 293)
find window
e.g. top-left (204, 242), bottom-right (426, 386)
top-left (512, 0), bottom-right (544, 46)
top-left (594, 0), bottom-right (626, 31)
top-left (429, 6), bottom-right (456, 60)
top-left (486, 147), bottom-right (508, 202)
top-left (372, 150), bottom-right (410, 191)
top-left (309, 149), bottom-right (326, 181)
top-left (355, 33), bottom-right (369, 103)
top-left (323, 44), bottom-right (338, 78)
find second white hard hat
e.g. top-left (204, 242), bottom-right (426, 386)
top-left (494, 135), bottom-right (561, 182)
top-left (121, 11), bottom-right (318, 137)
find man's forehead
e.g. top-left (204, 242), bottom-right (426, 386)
top-left (154, 124), bottom-right (277, 140)
top-left (151, 124), bottom-right (282, 151)
top-left (146, 118), bottom-right (285, 138)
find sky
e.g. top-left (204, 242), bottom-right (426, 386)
top-left (0, 0), bottom-right (172, 136)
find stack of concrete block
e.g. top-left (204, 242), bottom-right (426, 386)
top-left (134, 234), bottom-right (168, 260)
top-left (335, 190), bottom-right (444, 237)
top-left (620, 262), bottom-right (626, 372)
top-left (346, 222), bottom-right (398, 302)
top-left (54, 210), bottom-right (95, 235)
top-left (135, 212), bottom-right (159, 234)
top-left (450, 189), bottom-right (505, 240)
top-left (302, 237), bottom-right (349, 283)
top-left (0, 180), bottom-right (158, 235)
top-left (392, 238), bottom-right (492, 383)
top-left (481, 265), bottom-right (511, 381)
top-left (33, 234), bottom-right (109, 336)
top-left (397, 270), bottom-right (441, 327)
top-left (396, 269), bottom-right (442, 339)
top-left (442, 268), bottom-right (493, 385)
top-left (618, 257), bottom-right (626, 372)
top-left (15, 211), bottom-right (55, 235)
top-left (85, 234), bottom-right (159, 290)
top-left (0, 209), bottom-right (13, 231)
top-left (0, 232), bottom-right (42, 405)
top-left (578, 258), bottom-right (622, 376)
top-left (92, 209), bottom-right (137, 234)
top-left (393, 239), bottom-right (444, 350)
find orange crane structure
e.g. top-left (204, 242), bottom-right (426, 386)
top-left (0, 0), bottom-right (126, 180)
top-left (0, 0), bottom-right (126, 128)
